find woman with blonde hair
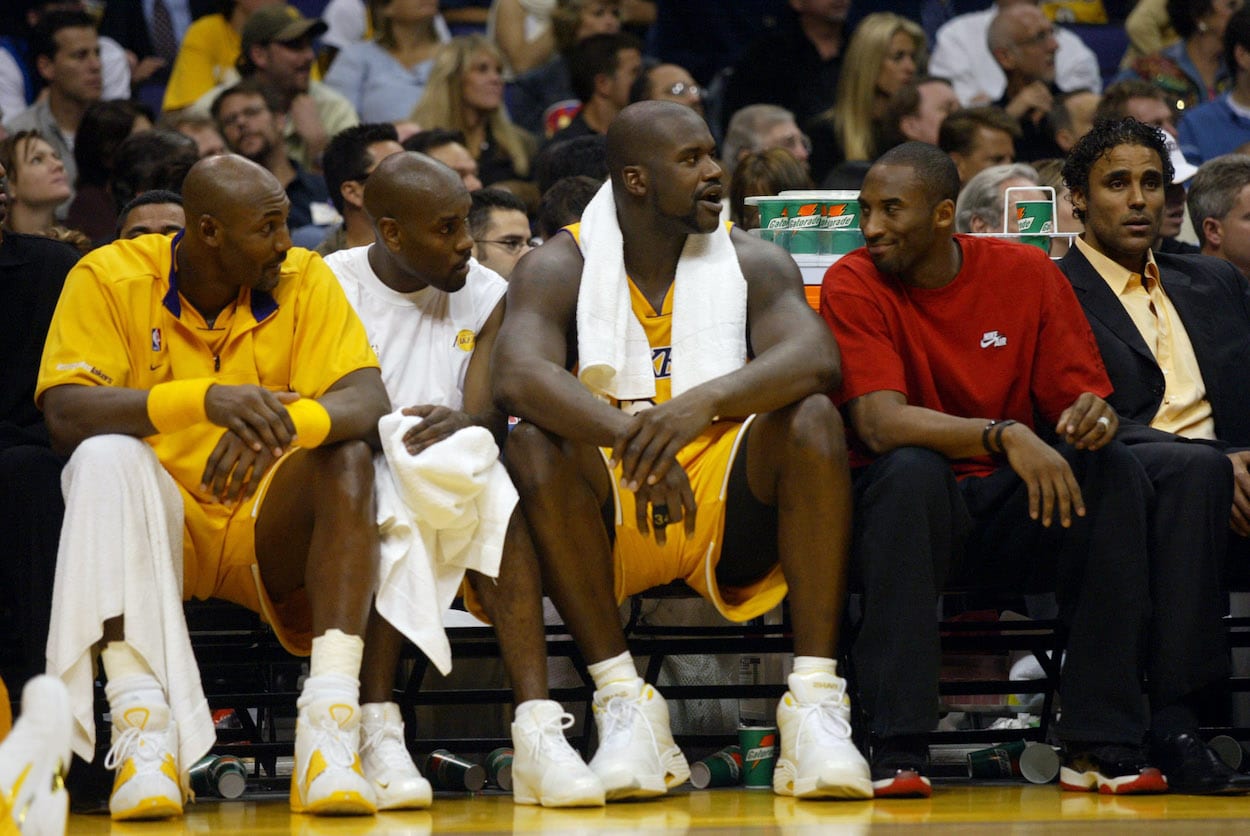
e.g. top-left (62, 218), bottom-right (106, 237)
top-left (808, 12), bottom-right (926, 183)
top-left (411, 35), bottom-right (536, 185)
top-left (325, 0), bottom-right (451, 123)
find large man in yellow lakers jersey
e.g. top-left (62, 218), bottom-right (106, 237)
top-left (35, 155), bottom-right (391, 820)
top-left (494, 101), bottom-right (871, 801)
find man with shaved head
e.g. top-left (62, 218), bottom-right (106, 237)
top-left (36, 153), bottom-right (392, 819)
top-left (321, 152), bottom-right (605, 808)
top-left (494, 101), bottom-right (870, 801)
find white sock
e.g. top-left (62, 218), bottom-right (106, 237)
top-left (792, 656), bottom-right (837, 678)
top-left (587, 651), bottom-right (640, 691)
top-left (789, 657), bottom-right (839, 704)
top-left (101, 642), bottom-right (166, 712)
top-left (514, 700), bottom-right (545, 724)
top-left (298, 673), bottom-right (359, 709)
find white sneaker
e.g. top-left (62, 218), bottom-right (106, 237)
top-left (587, 680), bottom-right (689, 800)
top-left (511, 700), bottom-right (605, 807)
top-left (773, 672), bottom-right (873, 799)
top-left (359, 703), bottom-right (431, 810)
top-left (0, 676), bottom-right (72, 835)
top-left (290, 698), bottom-right (376, 816)
top-left (104, 700), bottom-right (183, 820)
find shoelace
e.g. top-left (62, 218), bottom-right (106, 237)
top-left (307, 717), bottom-right (357, 770)
top-left (598, 692), bottom-right (658, 753)
top-left (362, 723), bottom-right (415, 772)
top-left (104, 725), bottom-right (168, 774)
top-left (527, 710), bottom-right (580, 764)
top-left (794, 684), bottom-right (853, 761)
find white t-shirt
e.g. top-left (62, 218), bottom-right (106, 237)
top-left (929, 7), bottom-right (1102, 106)
top-left (323, 245), bottom-right (507, 411)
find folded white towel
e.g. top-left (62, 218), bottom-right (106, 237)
top-left (46, 435), bottom-right (214, 780)
top-left (575, 180), bottom-right (748, 402)
top-left (374, 413), bottom-right (518, 674)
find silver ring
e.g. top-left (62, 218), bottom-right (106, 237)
top-left (1097, 416), bottom-right (1111, 428)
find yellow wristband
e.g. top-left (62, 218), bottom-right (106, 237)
top-left (147, 379), bottom-right (213, 434)
top-left (286, 398), bottom-right (332, 448)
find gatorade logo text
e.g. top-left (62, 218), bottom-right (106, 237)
top-left (826, 203), bottom-right (857, 229)
top-left (1016, 206), bottom-right (1035, 232)
top-left (788, 203), bottom-right (822, 229)
top-left (745, 745), bottom-right (776, 762)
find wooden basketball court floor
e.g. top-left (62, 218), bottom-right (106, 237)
top-left (65, 784), bottom-right (1250, 834)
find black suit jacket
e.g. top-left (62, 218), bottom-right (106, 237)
top-left (99, 0), bottom-right (216, 61)
top-left (1059, 245), bottom-right (1250, 447)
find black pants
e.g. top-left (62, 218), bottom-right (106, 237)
top-left (1127, 441), bottom-right (1231, 711)
top-left (0, 442), bottom-right (65, 684)
top-left (851, 441), bottom-right (1162, 746)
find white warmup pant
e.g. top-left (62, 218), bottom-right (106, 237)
top-left (44, 435), bottom-right (214, 773)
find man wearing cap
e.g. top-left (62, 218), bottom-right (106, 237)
top-left (1177, 6), bottom-right (1250, 166)
top-left (1156, 132), bottom-right (1200, 255)
top-left (1057, 122), bottom-right (1250, 792)
top-left (183, 4), bottom-right (358, 170)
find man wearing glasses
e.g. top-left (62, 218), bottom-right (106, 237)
top-left (931, 0), bottom-right (1101, 108)
top-left (630, 62), bottom-right (704, 117)
top-left (469, 188), bottom-right (535, 279)
top-left (987, 3), bottom-right (1066, 161)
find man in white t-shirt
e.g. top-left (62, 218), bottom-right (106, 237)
top-left (322, 151), bottom-right (605, 810)
top-left (930, 0), bottom-right (1101, 106)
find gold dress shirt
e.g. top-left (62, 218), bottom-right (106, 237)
top-left (1075, 237), bottom-right (1216, 440)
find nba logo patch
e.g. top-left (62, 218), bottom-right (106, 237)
top-left (151, 328), bottom-right (162, 351)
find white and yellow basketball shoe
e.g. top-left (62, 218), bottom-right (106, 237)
top-left (290, 698), bottom-right (376, 815)
top-left (0, 676), bottom-right (72, 836)
top-left (773, 671), bottom-right (873, 799)
top-left (587, 679), bottom-right (689, 801)
top-left (103, 698), bottom-right (183, 820)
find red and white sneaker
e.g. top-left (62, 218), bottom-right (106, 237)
top-left (1059, 744), bottom-right (1168, 795)
top-left (871, 766), bottom-right (932, 799)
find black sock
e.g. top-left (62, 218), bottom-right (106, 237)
top-left (873, 733), bottom-right (929, 768)
top-left (1151, 703), bottom-right (1200, 739)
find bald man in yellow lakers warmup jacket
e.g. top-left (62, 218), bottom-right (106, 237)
top-left (36, 155), bottom-right (390, 821)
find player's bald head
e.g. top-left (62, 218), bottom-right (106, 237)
top-left (182, 154), bottom-right (283, 222)
top-left (364, 151), bottom-right (467, 224)
top-left (606, 100), bottom-right (709, 185)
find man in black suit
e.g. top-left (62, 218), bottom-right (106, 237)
top-left (1057, 117), bottom-right (1250, 794)
top-left (1059, 119), bottom-right (1250, 534)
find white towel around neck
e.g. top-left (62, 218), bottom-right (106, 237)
top-left (575, 181), bottom-right (748, 402)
